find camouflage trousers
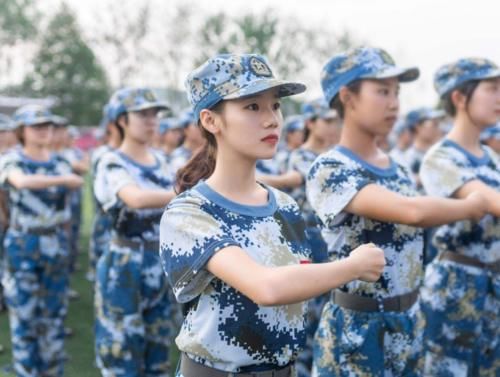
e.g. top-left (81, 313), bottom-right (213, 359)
top-left (95, 239), bottom-right (173, 376)
top-left (420, 260), bottom-right (500, 376)
top-left (88, 209), bottom-right (111, 279)
top-left (2, 228), bottom-right (69, 377)
top-left (312, 299), bottom-right (424, 376)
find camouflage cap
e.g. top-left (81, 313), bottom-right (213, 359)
top-left (185, 53), bottom-right (306, 122)
top-left (0, 113), bottom-right (14, 131)
top-left (434, 58), bottom-right (500, 97)
top-left (283, 115), bottom-right (305, 133)
top-left (52, 115), bottom-right (69, 127)
top-left (13, 104), bottom-right (56, 127)
top-left (110, 87), bottom-right (169, 120)
top-left (404, 107), bottom-right (445, 130)
top-left (301, 98), bottom-right (338, 120)
top-left (159, 117), bottom-right (184, 134)
top-left (321, 46), bottom-right (419, 106)
top-left (178, 108), bottom-right (195, 128)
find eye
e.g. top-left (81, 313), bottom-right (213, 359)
top-left (379, 88), bottom-right (390, 95)
top-left (273, 102), bottom-right (281, 110)
top-left (245, 103), bottom-right (259, 111)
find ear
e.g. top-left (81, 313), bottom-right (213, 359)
top-left (450, 89), bottom-right (467, 112)
top-left (199, 109), bottom-right (221, 135)
top-left (338, 86), bottom-right (354, 110)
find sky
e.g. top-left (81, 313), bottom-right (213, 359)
top-left (32, 0), bottom-right (500, 112)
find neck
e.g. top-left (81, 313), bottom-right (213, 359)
top-left (23, 143), bottom-right (50, 161)
top-left (447, 113), bottom-right (482, 151)
top-left (119, 136), bottom-right (150, 161)
top-left (206, 148), bottom-right (259, 200)
top-left (413, 138), bottom-right (433, 153)
top-left (338, 118), bottom-right (380, 159)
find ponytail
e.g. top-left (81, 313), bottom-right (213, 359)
top-left (176, 102), bottom-right (225, 193)
top-left (175, 129), bottom-right (216, 193)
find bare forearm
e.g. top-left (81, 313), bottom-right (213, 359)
top-left (410, 196), bottom-right (472, 227)
top-left (124, 189), bottom-right (176, 209)
top-left (9, 174), bottom-right (66, 190)
top-left (260, 259), bottom-right (358, 306)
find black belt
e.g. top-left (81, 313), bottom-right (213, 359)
top-left (180, 353), bottom-right (294, 377)
top-left (11, 223), bottom-right (60, 235)
top-left (332, 289), bottom-right (419, 313)
top-left (439, 251), bottom-right (500, 273)
top-left (111, 237), bottom-right (159, 252)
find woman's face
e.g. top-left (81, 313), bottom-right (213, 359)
top-left (207, 88), bottom-right (283, 161)
top-left (24, 122), bottom-right (54, 147)
top-left (466, 78), bottom-right (500, 129)
top-left (124, 108), bottom-right (161, 144)
top-left (347, 78), bottom-right (400, 137)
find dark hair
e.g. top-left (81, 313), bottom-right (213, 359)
top-left (175, 102), bottom-right (223, 193)
top-left (441, 80), bottom-right (480, 117)
top-left (303, 116), bottom-right (319, 141)
top-left (15, 126), bottom-right (24, 145)
top-left (115, 113), bottom-right (128, 141)
top-left (330, 80), bottom-right (363, 119)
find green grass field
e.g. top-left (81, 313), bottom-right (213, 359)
top-left (0, 177), bottom-right (179, 376)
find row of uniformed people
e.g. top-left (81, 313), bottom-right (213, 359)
top-left (1, 47), bottom-right (499, 377)
top-left (0, 105), bottom-right (85, 376)
top-left (159, 49), bottom-right (500, 377)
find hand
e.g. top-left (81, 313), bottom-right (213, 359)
top-left (63, 174), bottom-right (84, 189)
top-left (348, 243), bottom-right (386, 282)
top-left (464, 191), bottom-right (487, 221)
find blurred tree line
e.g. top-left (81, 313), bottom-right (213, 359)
top-left (0, 0), bottom-right (356, 125)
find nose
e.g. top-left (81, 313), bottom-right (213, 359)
top-left (262, 107), bottom-right (281, 130)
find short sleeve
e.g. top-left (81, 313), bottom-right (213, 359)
top-left (94, 153), bottom-right (136, 211)
top-left (420, 145), bottom-right (476, 198)
top-left (0, 152), bottom-right (22, 186)
top-left (159, 195), bottom-right (240, 303)
top-left (306, 155), bottom-right (370, 227)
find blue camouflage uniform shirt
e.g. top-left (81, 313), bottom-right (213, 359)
top-left (307, 146), bottom-right (424, 298)
top-left (159, 181), bottom-right (312, 372)
top-left (94, 149), bottom-right (174, 242)
top-left (421, 139), bottom-right (500, 263)
top-left (0, 150), bottom-right (72, 229)
top-left (287, 147), bottom-right (319, 222)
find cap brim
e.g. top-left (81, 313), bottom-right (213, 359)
top-left (366, 66), bottom-right (420, 83)
top-left (23, 117), bottom-right (56, 127)
top-left (128, 102), bottom-right (170, 112)
top-left (223, 79), bottom-right (306, 100)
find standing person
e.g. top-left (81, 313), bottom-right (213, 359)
top-left (170, 109), bottom-right (204, 172)
top-left (159, 53), bottom-right (386, 377)
top-left (0, 105), bottom-right (83, 377)
top-left (158, 117), bottom-right (185, 163)
top-left (93, 88), bottom-right (176, 377)
top-left (50, 115), bottom-right (89, 296)
top-left (87, 103), bottom-right (122, 282)
top-left (307, 47), bottom-right (488, 376)
top-left (419, 58), bottom-right (500, 376)
top-left (389, 118), bottom-right (413, 165)
top-left (401, 107), bottom-right (445, 191)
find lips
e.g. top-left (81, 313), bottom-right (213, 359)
top-left (261, 134), bottom-right (279, 143)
